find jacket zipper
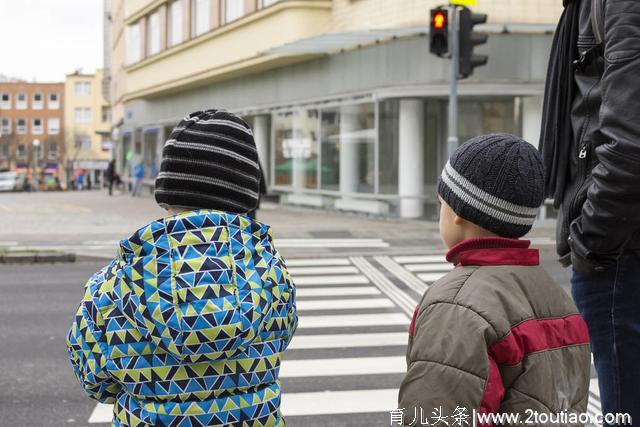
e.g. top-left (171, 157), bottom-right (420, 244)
top-left (578, 144), bottom-right (587, 159)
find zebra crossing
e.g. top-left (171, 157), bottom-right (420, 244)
top-left (87, 253), bottom-right (603, 426)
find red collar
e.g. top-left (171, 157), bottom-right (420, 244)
top-left (446, 237), bottom-right (539, 267)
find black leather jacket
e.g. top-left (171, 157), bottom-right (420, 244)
top-left (558, 0), bottom-right (640, 273)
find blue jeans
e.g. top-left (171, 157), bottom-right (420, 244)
top-left (571, 252), bottom-right (640, 426)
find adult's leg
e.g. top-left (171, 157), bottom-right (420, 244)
top-left (572, 253), bottom-right (640, 425)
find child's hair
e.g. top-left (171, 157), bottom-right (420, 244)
top-left (437, 133), bottom-right (545, 238)
top-left (154, 110), bottom-right (261, 214)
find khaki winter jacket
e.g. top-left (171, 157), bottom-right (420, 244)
top-left (398, 237), bottom-right (591, 426)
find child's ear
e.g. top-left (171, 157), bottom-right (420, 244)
top-left (453, 215), bottom-right (465, 226)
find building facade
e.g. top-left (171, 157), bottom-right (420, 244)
top-left (0, 82), bottom-right (65, 188)
top-left (64, 70), bottom-right (112, 188)
top-left (106, 0), bottom-right (561, 218)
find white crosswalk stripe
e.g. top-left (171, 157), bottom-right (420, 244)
top-left (88, 254), bottom-right (603, 426)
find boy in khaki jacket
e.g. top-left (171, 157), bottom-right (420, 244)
top-left (398, 134), bottom-right (591, 426)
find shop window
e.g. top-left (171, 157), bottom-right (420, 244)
top-left (273, 109), bottom-right (319, 189)
top-left (320, 103), bottom-right (375, 194)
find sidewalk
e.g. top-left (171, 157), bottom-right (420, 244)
top-left (0, 190), bottom-right (557, 258)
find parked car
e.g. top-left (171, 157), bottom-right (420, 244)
top-left (0, 171), bottom-right (24, 192)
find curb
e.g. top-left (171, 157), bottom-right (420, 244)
top-left (0, 252), bottom-right (76, 264)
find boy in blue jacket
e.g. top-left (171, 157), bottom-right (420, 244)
top-left (67, 110), bottom-right (298, 426)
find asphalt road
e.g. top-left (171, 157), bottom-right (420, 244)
top-left (0, 252), bottom-right (572, 427)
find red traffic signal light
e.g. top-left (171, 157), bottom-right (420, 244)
top-left (430, 8), bottom-right (449, 57)
top-left (433, 11), bottom-right (447, 29)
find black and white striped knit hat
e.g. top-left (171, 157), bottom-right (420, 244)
top-left (437, 133), bottom-right (545, 238)
top-left (155, 110), bottom-right (261, 213)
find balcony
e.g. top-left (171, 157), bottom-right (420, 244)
top-left (123, 0), bottom-right (332, 101)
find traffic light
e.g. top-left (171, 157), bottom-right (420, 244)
top-left (430, 7), bottom-right (449, 57)
top-left (458, 7), bottom-right (488, 78)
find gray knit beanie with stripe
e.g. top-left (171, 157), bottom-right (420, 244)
top-left (437, 133), bottom-right (545, 238)
top-left (155, 110), bottom-right (261, 214)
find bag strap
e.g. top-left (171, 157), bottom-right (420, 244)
top-left (590, 0), bottom-right (605, 45)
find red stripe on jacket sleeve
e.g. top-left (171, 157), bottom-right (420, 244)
top-left (408, 305), bottom-right (420, 337)
top-left (478, 355), bottom-right (504, 427)
top-left (489, 314), bottom-right (590, 366)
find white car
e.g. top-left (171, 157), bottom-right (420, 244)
top-left (0, 171), bottom-right (23, 192)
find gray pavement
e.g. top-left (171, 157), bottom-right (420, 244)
top-left (0, 190), bottom-right (585, 427)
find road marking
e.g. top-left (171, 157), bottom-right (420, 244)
top-left (393, 255), bottom-right (446, 264)
top-left (285, 258), bottom-right (353, 267)
top-left (351, 257), bottom-right (417, 316)
top-left (288, 332), bottom-right (407, 349)
top-left (294, 274), bottom-right (369, 286)
top-left (299, 313), bottom-right (409, 328)
top-left (89, 403), bottom-right (112, 423)
top-left (288, 266), bottom-right (360, 276)
top-left (280, 356), bottom-right (405, 377)
top-left (0, 241), bottom-right (18, 247)
top-left (281, 388), bottom-right (398, 416)
top-left (296, 298), bottom-right (394, 311)
top-left (297, 286), bottom-right (381, 297)
top-left (277, 238), bottom-right (389, 248)
top-left (417, 272), bottom-right (448, 283)
top-left (83, 240), bottom-right (120, 246)
top-left (374, 256), bottom-right (430, 295)
top-left (405, 263), bottom-right (452, 272)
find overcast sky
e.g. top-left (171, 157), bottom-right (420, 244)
top-left (0, 0), bottom-right (103, 82)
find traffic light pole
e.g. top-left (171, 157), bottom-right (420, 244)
top-left (447, 4), bottom-right (459, 158)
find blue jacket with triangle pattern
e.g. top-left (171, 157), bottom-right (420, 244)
top-left (67, 210), bottom-right (298, 426)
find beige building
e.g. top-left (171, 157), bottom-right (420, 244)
top-left (105, 0), bottom-right (562, 218)
top-left (64, 70), bottom-right (111, 187)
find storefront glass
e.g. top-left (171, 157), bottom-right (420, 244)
top-left (378, 99), bottom-right (399, 195)
top-left (273, 109), bottom-right (319, 189)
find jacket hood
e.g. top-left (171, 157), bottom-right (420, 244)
top-left (115, 209), bottom-right (282, 362)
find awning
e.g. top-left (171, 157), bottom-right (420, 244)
top-left (262, 24), bottom-right (556, 57)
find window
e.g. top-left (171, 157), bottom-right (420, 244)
top-left (319, 103), bottom-right (375, 193)
top-left (0, 118), bottom-right (10, 134)
top-left (147, 11), bottom-right (161, 56)
top-left (168, 0), bottom-right (183, 47)
top-left (273, 109), bottom-right (319, 189)
top-left (32, 118), bottom-right (43, 134)
top-left (74, 107), bottom-right (92, 123)
top-left (47, 118), bottom-right (60, 135)
top-left (1, 93), bottom-right (11, 109)
top-left (48, 93), bottom-right (60, 109)
top-left (48, 142), bottom-right (58, 160)
top-left (192, 0), bottom-right (210, 37)
top-left (127, 22), bottom-right (142, 64)
top-left (101, 106), bottom-right (111, 123)
top-left (261, 0), bottom-right (279, 7)
top-left (17, 143), bottom-right (26, 159)
top-left (0, 144), bottom-right (8, 159)
top-left (225, 0), bottom-right (244, 23)
top-left (74, 81), bottom-right (91, 96)
top-left (16, 118), bottom-right (26, 134)
top-left (16, 93), bottom-right (27, 109)
top-left (32, 93), bottom-right (43, 109)
top-left (75, 135), bottom-right (92, 150)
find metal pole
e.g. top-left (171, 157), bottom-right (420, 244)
top-left (447, 4), bottom-right (459, 158)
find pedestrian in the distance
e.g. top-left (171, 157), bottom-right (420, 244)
top-left (105, 159), bottom-right (116, 196)
top-left (398, 134), bottom-right (591, 424)
top-left (66, 109), bottom-right (298, 427)
top-left (131, 161), bottom-right (144, 197)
